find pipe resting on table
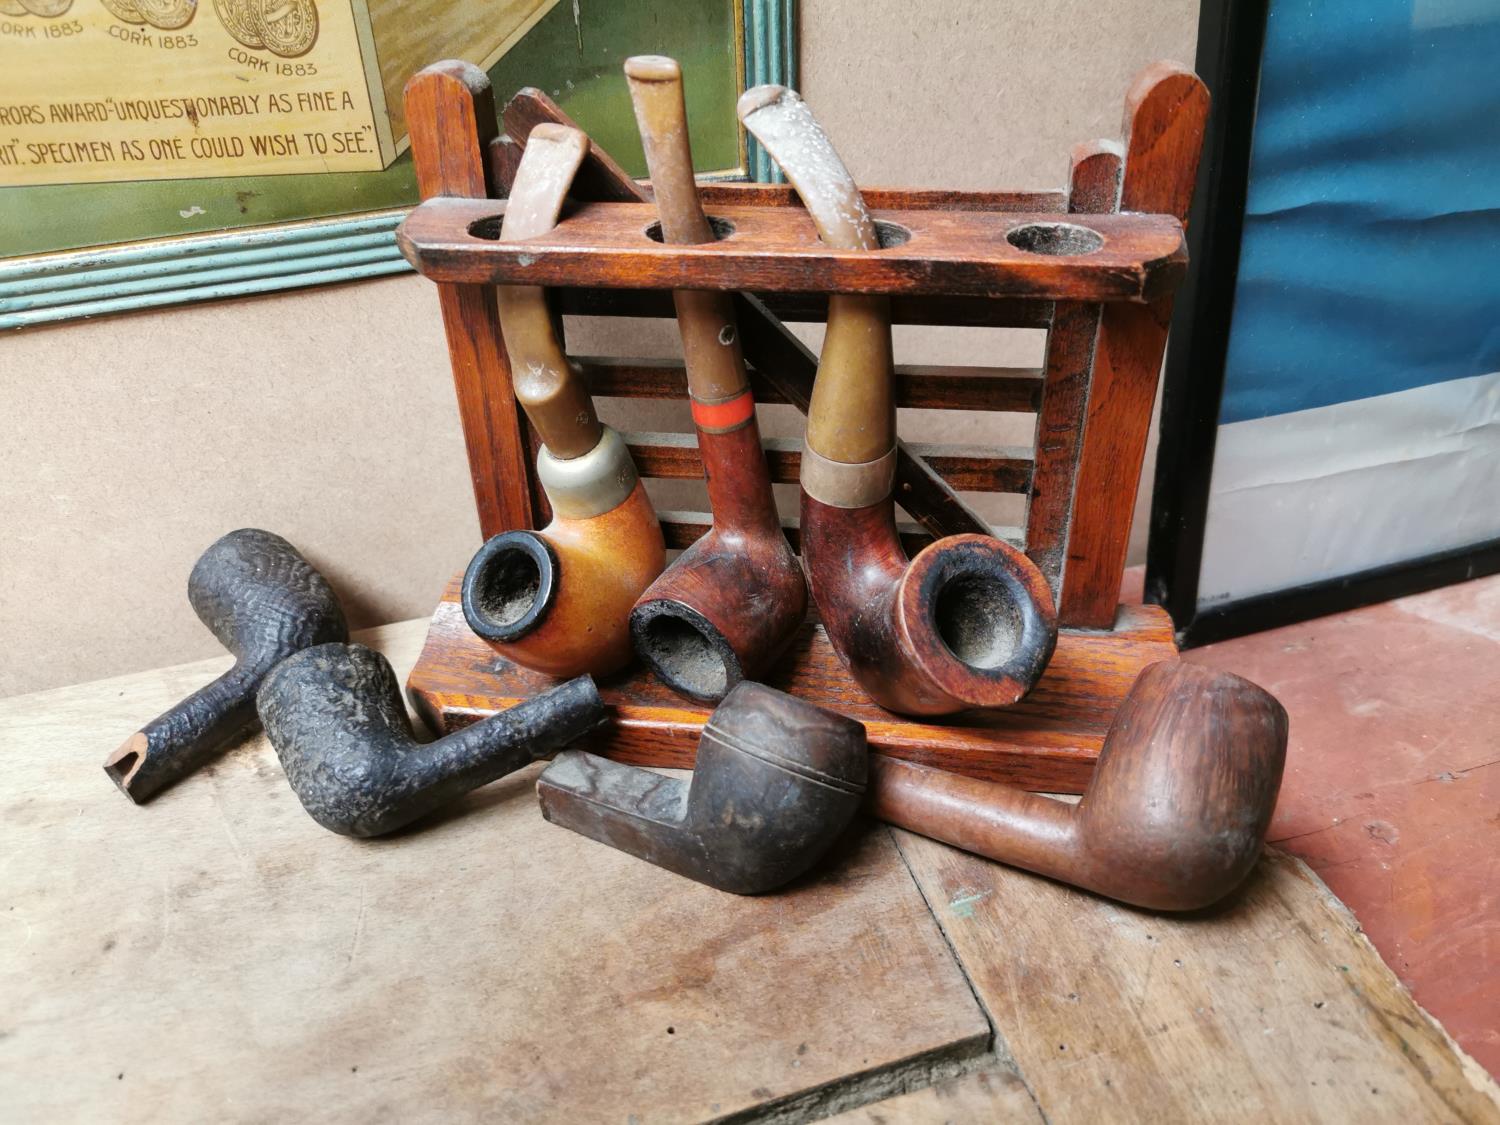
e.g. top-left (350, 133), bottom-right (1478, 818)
top-left (258, 643), bottom-right (607, 837)
top-left (872, 661), bottom-right (1289, 911)
top-left (104, 528), bottom-right (347, 803)
top-left (537, 682), bottom-right (866, 894)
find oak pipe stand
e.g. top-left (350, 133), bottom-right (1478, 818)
top-left (399, 60), bottom-right (1209, 791)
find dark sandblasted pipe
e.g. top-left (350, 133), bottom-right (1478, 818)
top-left (739, 86), bottom-right (1058, 716)
top-left (537, 682), bottom-right (866, 894)
top-left (258, 643), bottom-right (606, 837)
top-left (463, 122), bottom-right (666, 678)
top-left (104, 528), bottom-right (347, 804)
top-left (623, 56), bottom-right (807, 701)
top-left (872, 661), bottom-right (1289, 911)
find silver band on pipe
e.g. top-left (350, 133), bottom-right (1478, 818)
top-left (800, 444), bottom-right (897, 509)
top-left (538, 426), bottom-right (640, 519)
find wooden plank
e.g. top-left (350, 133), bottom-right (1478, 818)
top-left (396, 197), bottom-right (1187, 303)
top-left (0, 621), bottom-right (990, 1123)
top-left (893, 833), bottom-right (1500, 1122)
top-left (579, 357), bottom-right (1045, 413)
top-left (407, 577), bottom-right (1179, 792)
top-left (653, 510), bottom-right (1023, 556)
top-left (826, 1068), bottom-right (1046, 1123)
top-left (1061, 63), bottom-right (1210, 626)
top-left (1025, 141), bottom-right (1121, 601)
top-left (404, 63), bottom-right (533, 540)
top-left (559, 287), bottom-right (1055, 329)
top-left (695, 182), bottom-right (1069, 214)
top-left (627, 432), bottom-right (1033, 494)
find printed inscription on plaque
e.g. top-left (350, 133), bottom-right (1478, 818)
top-left (0, 0), bottom-right (395, 183)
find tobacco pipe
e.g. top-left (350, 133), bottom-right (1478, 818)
top-left (462, 122), bottom-right (666, 678)
top-left (872, 661), bottom-right (1289, 911)
top-left (537, 682), bottom-right (866, 894)
top-left (739, 86), bottom-right (1057, 716)
top-left (623, 56), bottom-right (807, 701)
top-left (258, 642), bottom-right (607, 837)
top-left (104, 528), bottom-right (348, 804)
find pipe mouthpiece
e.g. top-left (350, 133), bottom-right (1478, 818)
top-left (736, 83), bottom-right (791, 121)
top-left (462, 531), bottom-right (560, 645)
top-left (624, 54), bottom-right (681, 82)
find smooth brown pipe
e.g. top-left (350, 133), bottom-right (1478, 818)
top-left (463, 123), bottom-right (666, 678)
top-left (623, 56), bottom-right (806, 701)
top-left (872, 661), bottom-right (1290, 911)
top-left (739, 86), bottom-right (1057, 715)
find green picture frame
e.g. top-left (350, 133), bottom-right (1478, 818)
top-left (0, 0), bottom-right (795, 330)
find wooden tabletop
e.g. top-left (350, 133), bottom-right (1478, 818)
top-left (3, 621), bottom-right (1496, 1123)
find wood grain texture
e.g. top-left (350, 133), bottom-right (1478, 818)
top-left (404, 64), bottom-right (532, 540)
top-left (1025, 142), bottom-right (1120, 600)
top-left (894, 833), bottom-right (1500, 1123)
top-left (578, 356), bottom-right (1045, 413)
top-left (396, 197), bottom-right (1187, 302)
top-left (624, 431), bottom-right (1032, 494)
top-left (407, 576), bottom-right (1178, 792)
top-left (558, 287), bottom-right (1055, 329)
top-left (1061, 63), bottom-right (1210, 626)
top-left (0, 621), bottom-right (989, 1123)
top-left (650, 510), bottom-right (1017, 557)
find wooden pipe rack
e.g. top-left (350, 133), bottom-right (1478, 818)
top-left (397, 60), bottom-right (1210, 792)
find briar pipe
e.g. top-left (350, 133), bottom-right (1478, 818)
top-left (537, 682), bottom-right (866, 894)
top-left (258, 642), bottom-right (607, 837)
top-left (739, 86), bottom-right (1058, 716)
top-left (623, 56), bottom-right (807, 701)
top-left (873, 661), bottom-right (1289, 911)
top-left (463, 122), bottom-right (666, 678)
top-left (104, 528), bottom-right (347, 804)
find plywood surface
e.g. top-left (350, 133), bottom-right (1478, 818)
top-left (892, 829), bottom-right (1500, 1124)
top-left (4, 617), bottom-right (1496, 1122)
top-left (0, 620), bottom-right (987, 1123)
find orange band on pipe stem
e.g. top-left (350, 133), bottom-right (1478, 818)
top-left (691, 390), bottom-right (756, 433)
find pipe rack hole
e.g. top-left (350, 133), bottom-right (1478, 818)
top-left (934, 574), bottom-right (1023, 670)
top-left (1006, 222), bottom-right (1104, 256)
top-left (468, 215), bottom-right (504, 240)
top-left (472, 547), bottom-right (543, 628)
top-left (639, 615), bottom-right (728, 699)
top-left (874, 220), bottom-right (911, 249)
top-left (643, 216), bottom-right (737, 243)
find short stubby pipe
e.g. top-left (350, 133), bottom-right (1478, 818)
top-left (802, 493), bottom-right (1057, 716)
top-left (462, 426), bottom-right (666, 679)
top-left (257, 642), bottom-right (607, 837)
top-left (536, 682), bottom-right (867, 894)
top-left (104, 528), bottom-right (348, 804)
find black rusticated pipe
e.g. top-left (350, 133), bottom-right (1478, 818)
top-left (258, 643), bottom-right (608, 837)
top-left (104, 528), bottom-right (348, 804)
top-left (536, 682), bottom-right (867, 894)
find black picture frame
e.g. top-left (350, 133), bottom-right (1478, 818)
top-left (1144, 0), bottom-right (1500, 647)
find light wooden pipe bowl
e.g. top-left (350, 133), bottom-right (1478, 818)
top-left (873, 661), bottom-right (1290, 911)
top-left (461, 122), bottom-right (666, 679)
